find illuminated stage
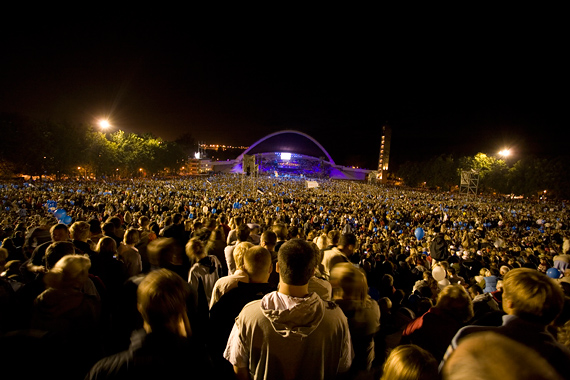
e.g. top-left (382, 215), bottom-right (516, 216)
top-left (210, 130), bottom-right (373, 181)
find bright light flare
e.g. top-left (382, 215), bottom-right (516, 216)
top-left (98, 119), bottom-right (111, 129)
top-left (281, 152), bottom-right (291, 160)
top-left (499, 149), bottom-right (511, 157)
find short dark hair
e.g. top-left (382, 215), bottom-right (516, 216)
top-left (237, 224), bottom-right (251, 242)
top-left (45, 241), bottom-right (75, 269)
top-left (339, 233), bottom-right (356, 248)
top-left (261, 230), bottom-right (277, 246)
top-left (50, 223), bottom-right (69, 235)
top-left (277, 238), bottom-right (318, 286)
top-left (173, 213), bottom-right (183, 224)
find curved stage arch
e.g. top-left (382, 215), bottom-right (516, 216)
top-left (236, 130), bottom-right (336, 165)
top-left (210, 129), bottom-right (372, 181)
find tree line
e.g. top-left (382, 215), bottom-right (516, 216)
top-left (395, 152), bottom-right (570, 199)
top-left (0, 113), bottom-right (196, 178)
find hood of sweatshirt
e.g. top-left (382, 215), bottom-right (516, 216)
top-left (261, 292), bottom-right (325, 339)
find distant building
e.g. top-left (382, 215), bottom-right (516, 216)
top-left (185, 158), bottom-right (213, 175)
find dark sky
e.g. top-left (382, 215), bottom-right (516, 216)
top-left (1, 15), bottom-right (566, 170)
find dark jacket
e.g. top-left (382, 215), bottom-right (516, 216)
top-left (85, 329), bottom-right (212, 379)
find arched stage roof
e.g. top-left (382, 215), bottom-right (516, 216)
top-left (236, 130), bottom-right (335, 164)
top-left (212, 129), bottom-right (372, 181)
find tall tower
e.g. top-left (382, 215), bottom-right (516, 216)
top-left (377, 124), bottom-right (391, 183)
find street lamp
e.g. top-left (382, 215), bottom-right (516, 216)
top-left (98, 119), bottom-right (111, 130)
top-left (498, 149), bottom-right (511, 158)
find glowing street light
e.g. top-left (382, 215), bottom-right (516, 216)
top-left (498, 149), bottom-right (512, 157)
top-left (98, 119), bottom-right (111, 129)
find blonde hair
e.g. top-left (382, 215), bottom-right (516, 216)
top-left (185, 237), bottom-right (205, 261)
top-left (442, 331), bottom-right (562, 380)
top-left (435, 285), bottom-right (474, 323)
top-left (502, 268), bottom-right (564, 325)
top-left (137, 268), bottom-right (190, 334)
top-left (381, 344), bottom-right (439, 380)
top-left (243, 246), bottom-right (272, 278)
top-left (123, 228), bottom-right (140, 246)
top-left (330, 262), bottom-right (369, 301)
top-left (70, 221), bottom-right (91, 241)
top-left (233, 242), bottom-right (254, 270)
top-left (43, 254), bottom-right (91, 290)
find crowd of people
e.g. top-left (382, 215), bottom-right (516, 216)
top-left (0, 173), bottom-right (569, 379)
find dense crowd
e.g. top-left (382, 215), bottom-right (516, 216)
top-left (0, 173), bottom-right (569, 379)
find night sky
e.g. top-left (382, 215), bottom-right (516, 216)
top-left (1, 14), bottom-right (566, 171)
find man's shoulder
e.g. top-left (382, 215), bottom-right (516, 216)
top-left (323, 247), bottom-right (341, 258)
top-left (238, 298), bottom-right (264, 317)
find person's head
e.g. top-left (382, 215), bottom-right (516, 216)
top-left (380, 344), bottom-right (439, 380)
top-left (69, 221), bottom-right (91, 242)
top-left (435, 285), bottom-right (474, 323)
top-left (272, 223), bottom-right (288, 240)
top-left (204, 218), bottom-right (217, 230)
top-left (123, 228), bottom-right (140, 246)
top-left (243, 246), bottom-right (272, 283)
top-left (88, 219), bottom-right (102, 236)
top-left (102, 222), bottom-right (116, 237)
top-left (50, 223), bottom-right (70, 242)
top-left (233, 241), bottom-right (254, 270)
top-left (147, 237), bottom-right (184, 268)
top-left (330, 262), bottom-right (369, 301)
top-left (502, 267), bottom-right (564, 325)
top-left (338, 233), bottom-right (357, 255)
top-left (185, 237), bottom-right (205, 262)
top-left (237, 224), bottom-right (251, 242)
top-left (289, 226), bottom-right (299, 238)
top-left (277, 238), bottom-right (318, 286)
top-left (172, 213), bottom-right (183, 225)
top-left (315, 234), bottom-right (328, 250)
top-left (378, 297), bottom-right (393, 314)
top-left (261, 230), bottom-right (277, 251)
top-left (442, 331), bottom-right (562, 380)
top-left (139, 216), bottom-right (150, 228)
top-left (44, 254), bottom-right (91, 290)
top-left (327, 230), bottom-right (341, 246)
top-left (44, 241), bottom-right (76, 270)
top-left (107, 216), bottom-right (122, 230)
top-left (233, 216), bottom-right (244, 228)
top-left (499, 265), bottom-right (510, 276)
top-left (468, 284), bottom-right (484, 299)
top-left (137, 268), bottom-right (190, 336)
top-left (96, 236), bottom-right (118, 259)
